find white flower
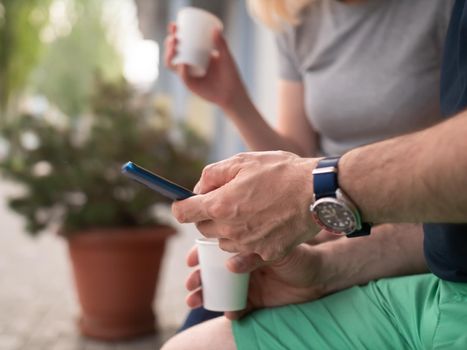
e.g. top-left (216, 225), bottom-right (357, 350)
top-left (20, 131), bottom-right (40, 151)
top-left (32, 161), bottom-right (53, 177)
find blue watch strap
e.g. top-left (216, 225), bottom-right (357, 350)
top-left (313, 157), bottom-right (340, 199)
top-left (313, 156), bottom-right (371, 237)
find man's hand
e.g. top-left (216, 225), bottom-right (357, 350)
top-left (184, 223), bottom-right (428, 320)
top-left (184, 244), bottom-right (326, 320)
top-left (172, 151), bottom-right (320, 261)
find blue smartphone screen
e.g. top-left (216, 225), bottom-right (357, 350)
top-left (121, 161), bottom-right (195, 200)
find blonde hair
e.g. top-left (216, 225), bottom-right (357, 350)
top-left (247, 0), bottom-right (312, 29)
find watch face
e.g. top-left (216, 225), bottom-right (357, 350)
top-left (312, 199), bottom-right (358, 234)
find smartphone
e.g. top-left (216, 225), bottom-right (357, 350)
top-left (121, 161), bottom-right (195, 200)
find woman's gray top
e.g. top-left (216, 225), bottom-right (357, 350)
top-left (276, 0), bottom-right (454, 156)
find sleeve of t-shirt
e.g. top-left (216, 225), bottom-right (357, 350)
top-left (275, 30), bottom-right (302, 81)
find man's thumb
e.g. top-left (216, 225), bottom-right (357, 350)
top-left (226, 252), bottom-right (265, 273)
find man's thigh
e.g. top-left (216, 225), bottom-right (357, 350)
top-left (232, 274), bottom-right (449, 349)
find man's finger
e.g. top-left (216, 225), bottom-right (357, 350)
top-left (173, 183), bottom-right (238, 224)
top-left (195, 158), bottom-right (242, 194)
top-left (171, 195), bottom-right (211, 223)
top-left (193, 180), bottom-right (202, 194)
top-left (226, 252), bottom-right (266, 273)
top-left (186, 269), bottom-right (201, 291)
top-left (195, 220), bottom-right (225, 239)
top-left (218, 238), bottom-right (241, 253)
top-left (186, 289), bottom-right (203, 309)
top-left (186, 245), bottom-right (199, 267)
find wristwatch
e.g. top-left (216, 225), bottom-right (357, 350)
top-left (310, 157), bottom-right (371, 237)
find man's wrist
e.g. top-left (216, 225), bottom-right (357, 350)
top-left (302, 243), bottom-right (333, 296)
top-left (311, 240), bottom-right (356, 295)
top-left (300, 157), bottom-right (323, 238)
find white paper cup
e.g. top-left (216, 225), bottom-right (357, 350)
top-left (196, 238), bottom-right (250, 312)
top-left (173, 7), bottom-right (223, 77)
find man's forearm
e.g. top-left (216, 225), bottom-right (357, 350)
top-left (339, 110), bottom-right (467, 224)
top-left (316, 224), bottom-right (428, 295)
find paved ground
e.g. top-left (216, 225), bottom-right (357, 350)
top-left (0, 180), bottom-right (200, 350)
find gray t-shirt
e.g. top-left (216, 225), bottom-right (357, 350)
top-left (276, 0), bottom-right (453, 156)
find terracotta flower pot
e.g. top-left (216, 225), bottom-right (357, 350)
top-left (67, 225), bottom-right (175, 340)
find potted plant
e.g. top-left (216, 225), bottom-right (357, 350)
top-left (0, 78), bottom-right (209, 340)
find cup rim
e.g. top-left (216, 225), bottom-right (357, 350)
top-left (178, 6), bottom-right (223, 30)
top-left (195, 237), bottom-right (219, 245)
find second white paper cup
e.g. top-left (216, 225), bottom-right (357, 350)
top-left (196, 238), bottom-right (250, 312)
top-left (173, 7), bottom-right (223, 77)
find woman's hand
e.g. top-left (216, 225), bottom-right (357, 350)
top-left (164, 22), bottom-right (249, 112)
top-left (184, 244), bottom-right (327, 320)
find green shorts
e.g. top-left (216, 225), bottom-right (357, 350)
top-left (232, 274), bottom-right (467, 349)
